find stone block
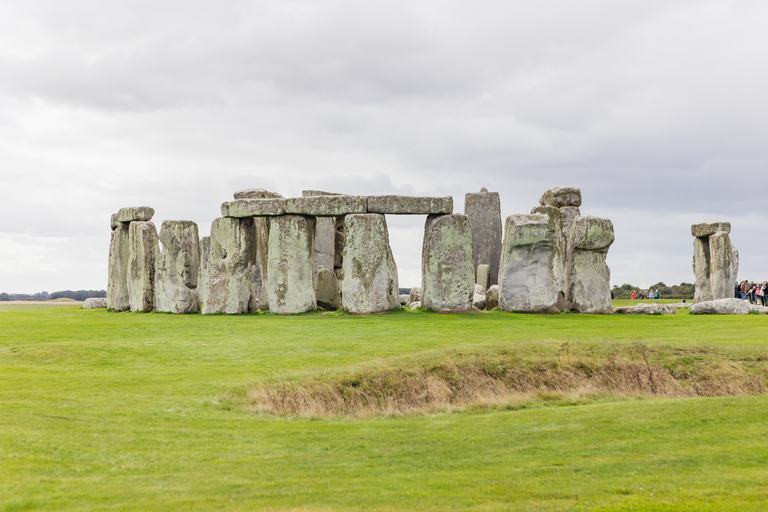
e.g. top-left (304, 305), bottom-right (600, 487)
top-left (233, 188), bottom-right (284, 199)
top-left (84, 297), bottom-right (107, 309)
top-left (367, 195), bottom-right (453, 215)
top-left (690, 298), bottom-right (751, 315)
top-left (117, 206), bottom-right (155, 223)
top-left (155, 220), bottom-right (201, 314)
top-left (110, 213), bottom-right (119, 230)
top-left (421, 214), bottom-right (474, 311)
top-left (107, 222), bottom-right (131, 311)
top-left (198, 236), bottom-right (210, 307)
top-left (567, 216), bottom-right (614, 314)
top-left (476, 264), bottom-right (490, 289)
top-left (464, 189), bottom-right (502, 286)
top-left (221, 198), bottom-right (285, 217)
top-left (539, 187), bottom-right (582, 208)
top-left (284, 195), bottom-right (367, 216)
top-left (127, 221), bottom-right (159, 312)
top-left (408, 287), bottom-right (421, 304)
top-left (302, 190), bottom-right (341, 197)
top-left (268, 215), bottom-right (317, 314)
top-left (691, 222), bottom-right (731, 238)
top-left (486, 285), bottom-right (499, 309)
top-left (709, 232), bottom-right (738, 301)
top-left (316, 268), bottom-right (341, 311)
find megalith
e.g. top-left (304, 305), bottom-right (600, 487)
top-left (341, 213), bottom-right (400, 313)
top-left (155, 220), bottom-right (201, 314)
top-left (692, 222), bottom-right (739, 303)
top-left (464, 188), bottom-right (502, 286)
top-left (302, 190), bottom-right (341, 277)
top-left (127, 221), bottom-right (159, 312)
top-left (315, 267), bottom-right (341, 311)
top-left (198, 236), bottom-right (210, 305)
top-left (421, 214), bottom-right (475, 311)
top-left (267, 215), bottom-right (317, 314)
top-left (567, 216), bottom-right (615, 314)
top-left (107, 220), bottom-right (130, 311)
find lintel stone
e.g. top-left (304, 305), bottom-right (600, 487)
top-left (117, 206), bottom-right (155, 223)
top-left (233, 188), bottom-right (284, 199)
top-left (691, 222), bottom-right (731, 238)
top-left (366, 195), bottom-right (452, 215)
top-left (284, 195), bottom-right (367, 216)
top-left (221, 198), bottom-right (285, 217)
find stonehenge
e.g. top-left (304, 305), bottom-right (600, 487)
top-left (106, 186), bottom-right (620, 316)
top-left (692, 222), bottom-right (739, 303)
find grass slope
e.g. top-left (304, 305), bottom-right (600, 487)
top-left (1, 306), bottom-right (768, 510)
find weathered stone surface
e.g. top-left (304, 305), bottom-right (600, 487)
top-left (559, 206), bottom-right (581, 238)
top-left (107, 222), bottom-right (130, 311)
top-left (690, 298), bottom-right (751, 315)
top-left (83, 297), bottom-right (107, 309)
top-left (409, 301), bottom-right (421, 310)
top-left (498, 213), bottom-right (566, 313)
top-left (421, 214), bottom-right (475, 312)
top-left (691, 222), bottom-right (731, 238)
top-left (476, 264), bottom-right (490, 289)
top-left (268, 215), bottom-right (317, 314)
top-left (474, 283), bottom-right (486, 295)
top-left (203, 217), bottom-right (264, 314)
top-left (473, 291), bottom-right (487, 310)
top-left (117, 206), bottom-right (155, 223)
top-left (284, 195), bottom-right (367, 217)
top-left (155, 220), bottom-right (200, 314)
top-left (614, 303), bottom-right (676, 315)
top-left (198, 236), bottom-right (210, 306)
top-left (692, 236), bottom-right (713, 303)
top-left (486, 285), bottom-right (499, 309)
top-left (342, 214), bottom-right (399, 313)
top-left (408, 287), bottom-right (421, 305)
top-left (315, 267), bottom-right (341, 311)
top-left (234, 188), bottom-right (284, 199)
top-left (110, 213), bottom-right (119, 230)
top-left (221, 198), bottom-right (285, 217)
top-left (367, 196), bottom-right (453, 215)
top-left (127, 221), bottom-right (159, 312)
top-left (302, 190), bottom-right (341, 197)
top-left (539, 187), bottom-right (582, 208)
top-left (692, 224), bottom-right (739, 304)
top-left (301, 190), bottom-right (343, 276)
top-left (567, 216), bottom-right (614, 314)
top-left (464, 190), bottom-right (502, 286)
top-left (399, 294), bottom-right (409, 306)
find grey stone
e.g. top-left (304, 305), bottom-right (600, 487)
top-left (342, 213), bottom-right (400, 313)
top-left (83, 297), bottom-right (107, 309)
top-left (498, 213), bottom-right (566, 313)
top-left (464, 190), bottom-right (502, 286)
top-left (301, 190), bottom-right (344, 276)
top-left (614, 303), bottom-right (676, 315)
top-left (690, 298), bottom-right (752, 315)
top-left (474, 283), bottom-right (486, 295)
top-left (315, 267), bottom-right (341, 311)
top-left (234, 188), bottom-right (284, 199)
top-left (408, 287), bottom-right (421, 304)
top-left (117, 206), bottom-right (155, 223)
top-left (107, 222), bottom-right (130, 311)
top-left (268, 215), bottom-right (317, 314)
top-left (409, 301), bottom-right (421, 310)
top-left (473, 291), bottom-right (487, 310)
top-left (421, 214), bottom-right (475, 312)
top-left (198, 236), bottom-right (210, 306)
top-left (486, 285), bottom-right (499, 309)
top-left (692, 236), bottom-right (714, 303)
top-left (284, 195), bottom-right (367, 216)
top-left (567, 216), bottom-right (614, 314)
top-left (155, 220), bottom-right (201, 314)
top-left (692, 224), bottom-right (739, 304)
top-left (110, 213), bottom-right (119, 230)
top-left (539, 187), bottom-right (582, 208)
top-left (127, 221), bottom-right (159, 312)
top-left (399, 294), bottom-right (409, 306)
top-left (367, 195), bottom-right (453, 215)
top-left (221, 198), bottom-right (285, 217)
top-left (476, 264), bottom-right (490, 289)
top-left (691, 222), bottom-right (731, 238)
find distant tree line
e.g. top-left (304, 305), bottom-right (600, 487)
top-left (611, 282), bottom-right (694, 300)
top-left (0, 290), bottom-right (106, 301)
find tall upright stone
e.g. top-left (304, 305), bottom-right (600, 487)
top-left (107, 220), bottom-right (130, 311)
top-left (342, 213), bottom-right (399, 313)
top-left (567, 216), bottom-right (614, 314)
top-left (464, 188), bottom-right (502, 286)
top-left (267, 215), bottom-right (317, 314)
top-left (198, 236), bottom-right (211, 307)
top-left (302, 190), bottom-right (341, 277)
top-left (127, 221), bottom-right (159, 312)
top-left (421, 214), bottom-right (475, 311)
top-left (692, 222), bottom-right (738, 303)
top-left (155, 220), bottom-right (201, 314)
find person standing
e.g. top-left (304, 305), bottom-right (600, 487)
top-left (631, 290), bottom-right (637, 300)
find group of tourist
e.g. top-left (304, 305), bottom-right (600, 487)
top-left (736, 281), bottom-right (768, 306)
top-left (630, 290), bottom-right (660, 300)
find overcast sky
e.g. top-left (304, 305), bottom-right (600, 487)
top-left (1, 0), bottom-right (767, 293)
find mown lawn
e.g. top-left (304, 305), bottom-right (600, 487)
top-left (1, 305), bottom-right (767, 511)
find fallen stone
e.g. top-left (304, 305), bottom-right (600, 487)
top-left (155, 220), bottom-right (201, 314)
top-left (474, 283), bottom-right (486, 295)
top-left (409, 301), bottom-right (421, 310)
top-left (107, 222), bottom-right (131, 311)
top-left (473, 292), bottom-right (486, 310)
top-left (614, 303), bottom-right (676, 315)
top-left (567, 216), bottom-right (614, 314)
top-left (408, 287), bottom-right (421, 304)
top-left (233, 188), bottom-right (284, 199)
top-left (690, 298), bottom-right (752, 315)
top-left (127, 221), bottom-right (159, 312)
top-left (421, 214), bottom-right (475, 312)
top-left (367, 195), bottom-right (453, 215)
top-left (221, 198), bottom-right (285, 217)
top-left (268, 215), bottom-right (316, 314)
top-left (464, 189), bottom-right (502, 286)
top-left (117, 206), bottom-right (155, 223)
top-left (315, 267), bottom-right (341, 311)
top-left (486, 285), bottom-right (499, 309)
top-left (302, 190), bottom-right (341, 197)
top-left (476, 264), bottom-right (490, 290)
top-left (342, 213), bottom-right (400, 313)
top-left (691, 222), bottom-right (731, 238)
top-left (399, 294), bottom-right (410, 306)
top-left (539, 187), bottom-right (582, 208)
top-left (83, 297), bottom-right (107, 309)
top-left (284, 195), bottom-right (367, 217)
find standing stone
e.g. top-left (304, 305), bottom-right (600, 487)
top-left (127, 221), bottom-right (159, 312)
top-left (567, 216), bottom-right (614, 314)
top-left (486, 285), bottom-right (499, 309)
top-left (302, 191), bottom-right (342, 277)
top-left (498, 213), bottom-right (566, 313)
top-left (268, 215), bottom-right (316, 314)
top-left (198, 236), bottom-right (211, 304)
top-left (408, 287), bottom-right (421, 305)
top-left (342, 213), bottom-right (400, 313)
top-left (421, 214), bottom-right (475, 312)
top-left (107, 221), bottom-right (130, 311)
top-left (203, 217), bottom-right (263, 314)
top-left (476, 264), bottom-right (491, 290)
top-left (464, 188), bottom-right (502, 286)
top-left (692, 222), bottom-right (739, 303)
top-left (316, 267), bottom-right (341, 311)
top-left (155, 220), bottom-right (201, 314)
top-left (693, 236), bottom-right (714, 303)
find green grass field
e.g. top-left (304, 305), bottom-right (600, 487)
top-left (2, 305), bottom-right (767, 511)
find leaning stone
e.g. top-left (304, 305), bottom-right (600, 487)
top-left (421, 214), bottom-right (475, 312)
top-left (538, 187), bottom-right (582, 208)
top-left (399, 294), bottom-right (409, 306)
top-left (409, 301), bottom-right (421, 310)
top-left (486, 285), bottom-right (499, 309)
top-left (464, 189), bottom-right (502, 286)
top-left (567, 216), bottom-right (614, 314)
top-left (476, 264), bottom-right (490, 290)
top-left (127, 221), bottom-right (159, 312)
top-left (691, 222), bottom-right (731, 238)
top-left (107, 222), bottom-right (131, 311)
top-left (284, 195), bottom-right (367, 217)
top-left (117, 206), bottom-right (155, 223)
top-left (498, 213), bottom-right (566, 313)
top-left (690, 298), bottom-right (752, 315)
top-left (367, 195), bottom-right (453, 215)
top-left (83, 297), bottom-right (107, 309)
top-left (234, 188), bottom-right (284, 199)
top-left (221, 198), bottom-right (285, 217)
top-left (110, 213), bottom-right (119, 230)
top-left (408, 287), bottom-right (421, 304)
top-left (268, 215), bottom-right (317, 314)
top-left (342, 213), bottom-right (400, 313)
top-left (315, 268), bottom-right (341, 311)
top-left (155, 221), bottom-right (201, 314)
